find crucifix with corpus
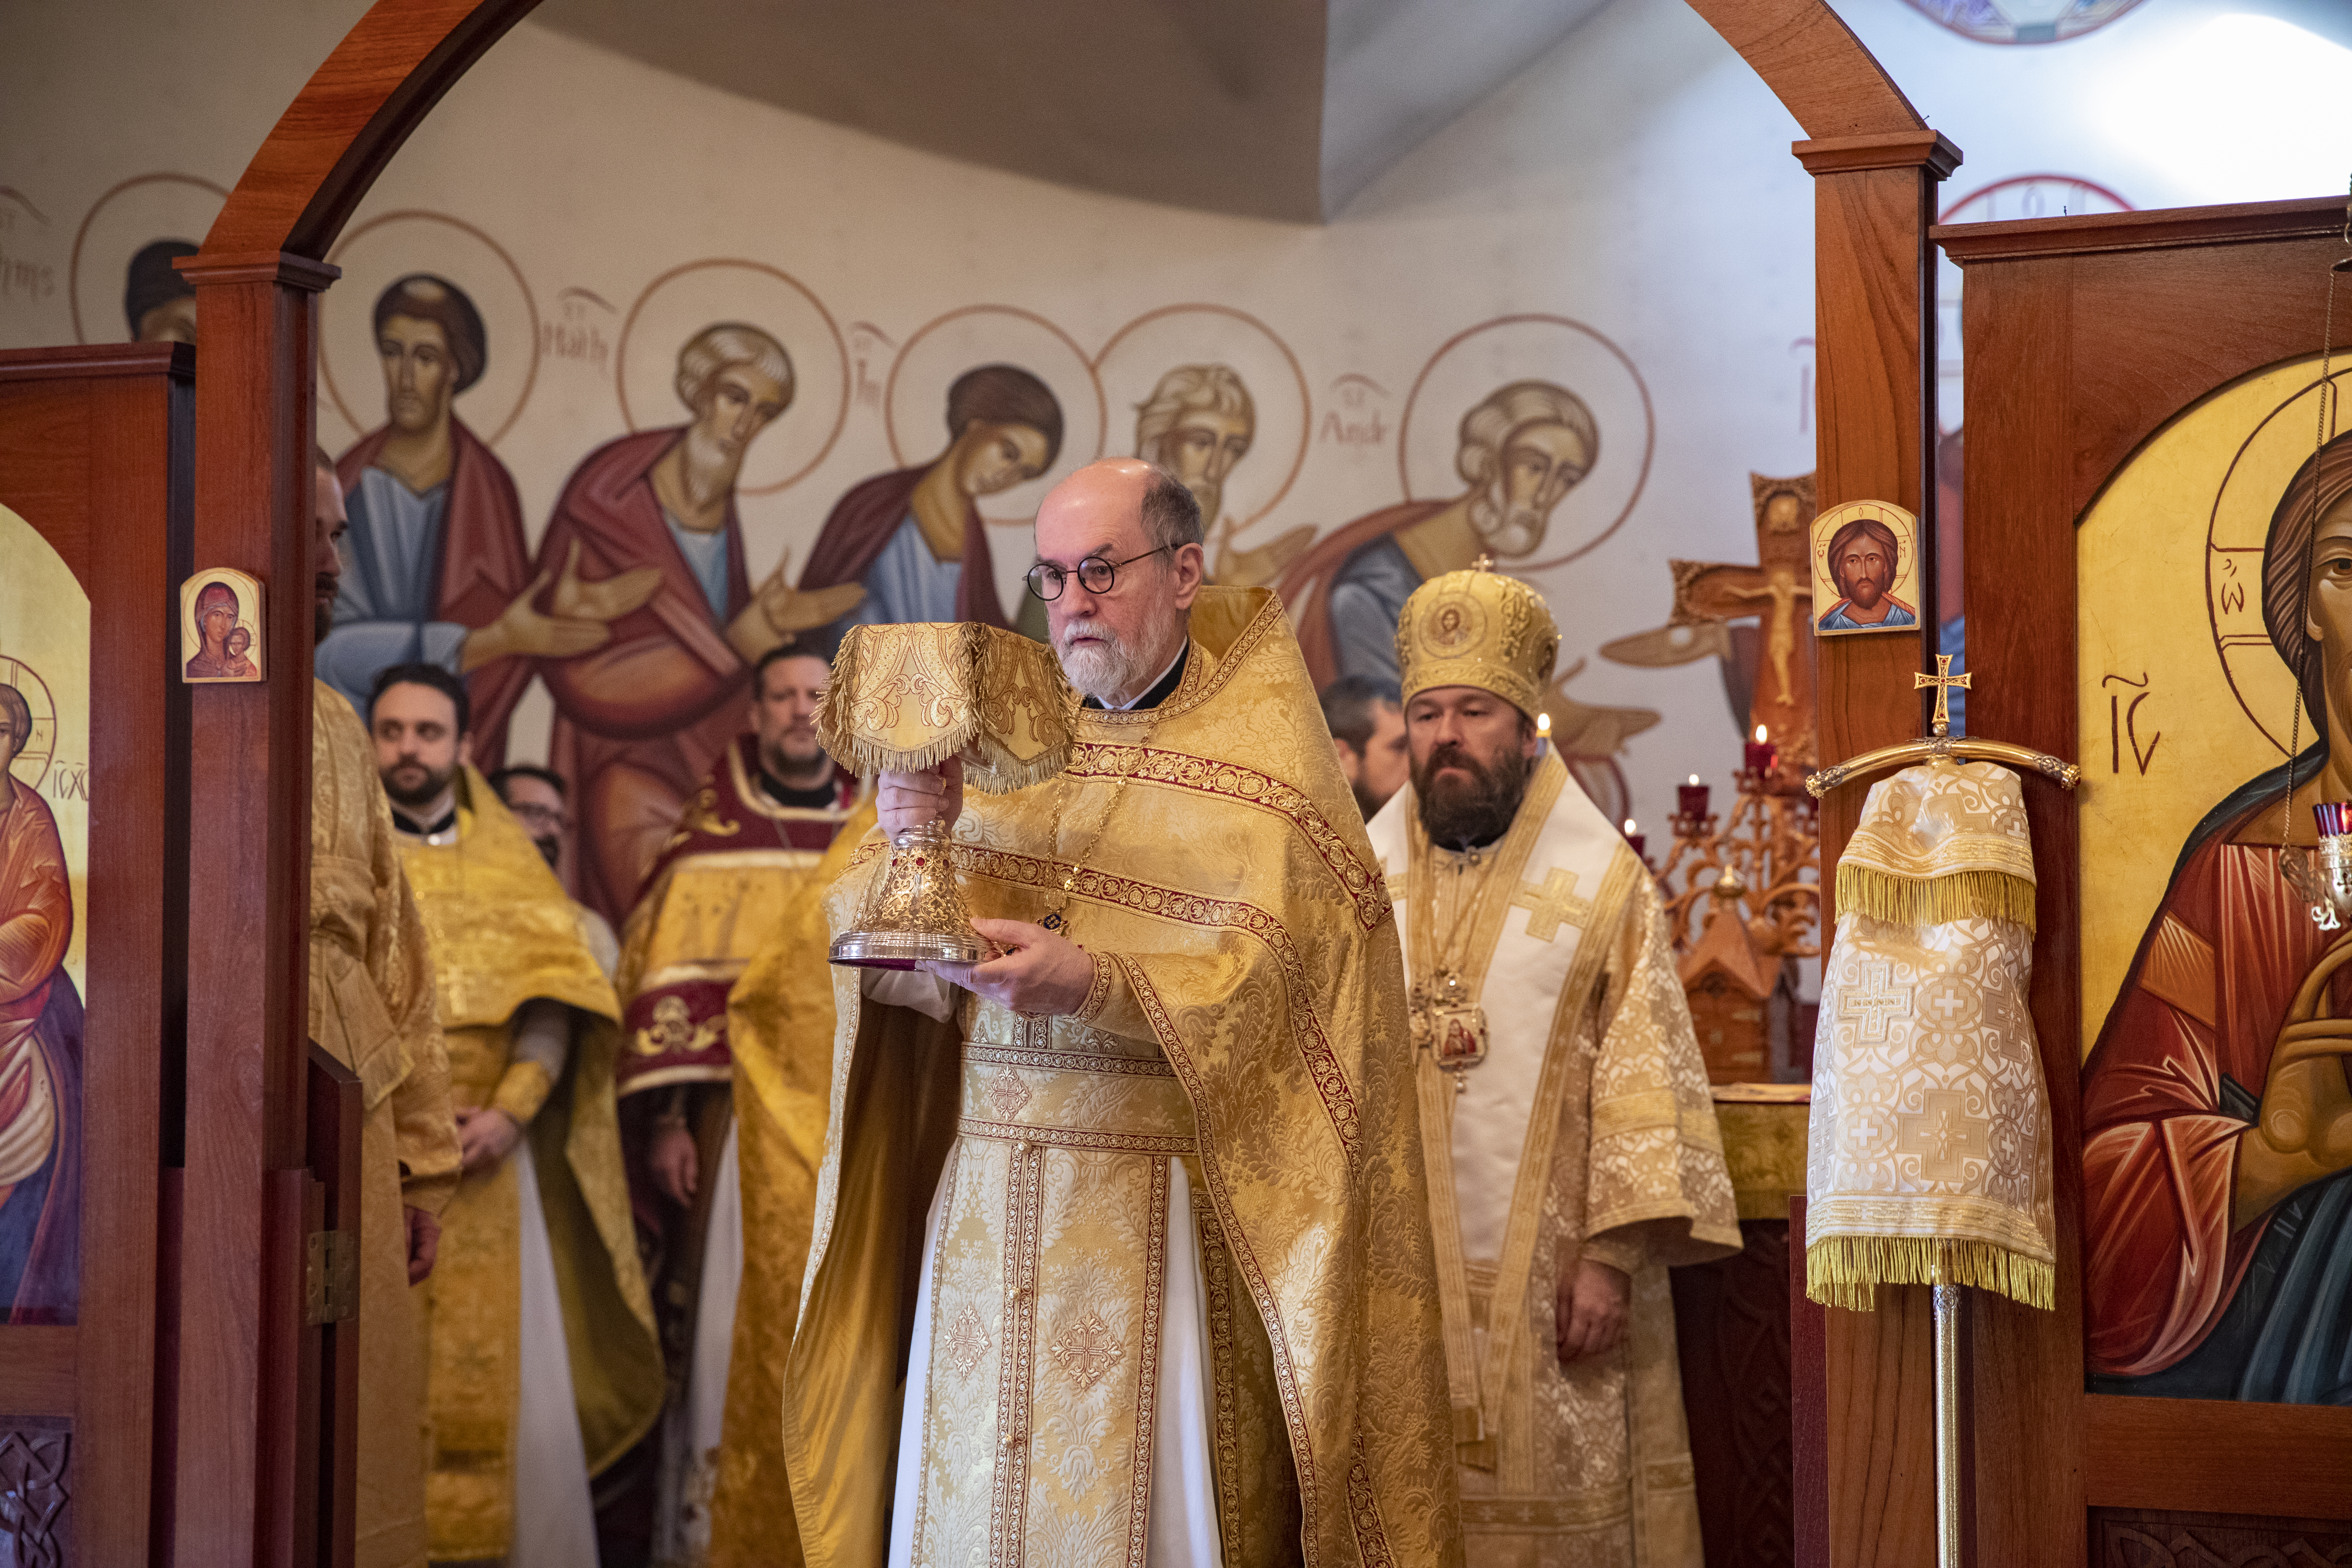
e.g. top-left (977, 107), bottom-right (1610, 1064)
top-left (1599, 472), bottom-right (1818, 775)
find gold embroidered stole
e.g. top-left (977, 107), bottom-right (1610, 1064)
top-left (1389, 755), bottom-right (1643, 1466)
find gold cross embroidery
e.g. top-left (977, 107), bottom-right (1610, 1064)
top-left (1837, 958), bottom-right (1913, 1044)
top-left (1511, 867), bottom-right (1595, 943)
top-left (1895, 1089), bottom-right (1989, 1181)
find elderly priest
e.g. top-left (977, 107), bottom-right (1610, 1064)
top-left (1368, 564), bottom-right (1739, 1564)
top-left (784, 459), bottom-right (1462, 1566)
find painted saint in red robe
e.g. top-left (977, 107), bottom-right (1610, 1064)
top-left (0, 685), bottom-right (80, 1324)
top-left (325, 275), bottom-right (540, 766)
top-left (535, 323), bottom-right (863, 925)
top-left (2084, 431), bottom-right (2352, 1405)
top-left (793, 363), bottom-right (1062, 645)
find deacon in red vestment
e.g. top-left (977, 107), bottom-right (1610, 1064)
top-left (0, 688), bottom-right (81, 1324)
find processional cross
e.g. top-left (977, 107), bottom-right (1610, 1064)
top-left (1599, 473), bottom-right (1818, 766)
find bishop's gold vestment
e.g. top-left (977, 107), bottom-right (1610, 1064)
top-left (307, 681), bottom-right (462, 1568)
top-left (1368, 754), bottom-right (1739, 1567)
top-left (397, 769), bottom-right (665, 1562)
top-left (784, 587), bottom-right (1462, 1568)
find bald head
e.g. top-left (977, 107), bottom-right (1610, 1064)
top-left (1032, 459), bottom-right (1205, 707)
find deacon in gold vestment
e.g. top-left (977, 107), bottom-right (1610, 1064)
top-left (1367, 566), bottom-right (1738, 1567)
top-left (785, 460), bottom-right (1460, 1568)
top-left (369, 665), bottom-right (665, 1565)
top-left (306, 455), bottom-right (463, 1568)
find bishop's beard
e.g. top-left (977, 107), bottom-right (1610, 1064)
top-left (1413, 740), bottom-right (1532, 849)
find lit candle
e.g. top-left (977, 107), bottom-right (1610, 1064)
top-left (1743, 723), bottom-right (1778, 777)
top-left (1623, 817), bottom-right (1646, 860)
top-left (1536, 711), bottom-right (1551, 757)
top-left (1677, 773), bottom-right (1711, 820)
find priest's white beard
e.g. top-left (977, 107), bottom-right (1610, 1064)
top-left (1057, 609), bottom-right (1181, 706)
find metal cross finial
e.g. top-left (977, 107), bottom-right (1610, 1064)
top-left (1914, 653), bottom-right (1972, 736)
top-left (1471, 553), bottom-right (1494, 572)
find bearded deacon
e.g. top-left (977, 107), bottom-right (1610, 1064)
top-left (1366, 566), bottom-right (1738, 1565)
top-left (784, 459), bottom-right (1461, 1567)
top-left (614, 643), bottom-right (868, 1567)
top-left (369, 664), bottom-right (665, 1564)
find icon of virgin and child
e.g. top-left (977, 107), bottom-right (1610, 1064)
top-left (2084, 427), bottom-right (2352, 1406)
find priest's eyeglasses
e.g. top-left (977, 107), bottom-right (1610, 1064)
top-left (1024, 545), bottom-right (1169, 602)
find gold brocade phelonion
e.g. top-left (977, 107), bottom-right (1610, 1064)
top-left (1037, 715), bottom-right (1161, 938)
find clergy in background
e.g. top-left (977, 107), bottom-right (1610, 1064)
top-left (369, 663), bottom-right (663, 1566)
top-left (1367, 564), bottom-right (1737, 1564)
top-left (794, 362), bottom-right (1062, 640)
top-left (489, 765), bottom-right (620, 978)
top-left (785, 459), bottom-right (1461, 1567)
top-left (1320, 673), bottom-right (1409, 821)
top-left (304, 449), bottom-right (462, 1568)
top-left (610, 642), bottom-right (865, 1566)
top-left (326, 274), bottom-right (607, 767)
top-left (537, 322), bottom-right (861, 925)
top-left (1279, 380), bottom-right (1596, 690)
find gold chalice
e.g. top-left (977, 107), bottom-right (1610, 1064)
top-left (817, 621), bottom-right (1074, 968)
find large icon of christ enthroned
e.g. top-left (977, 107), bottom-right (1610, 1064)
top-left (2078, 355), bottom-right (2352, 1405)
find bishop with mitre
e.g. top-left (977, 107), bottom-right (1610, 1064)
top-left (783, 459), bottom-right (1462, 1566)
top-left (1367, 564), bottom-right (1739, 1564)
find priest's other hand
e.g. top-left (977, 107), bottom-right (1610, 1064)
top-left (879, 757), bottom-right (964, 836)
top-left (405, 1205), bottom-right (442, 1286)
top-left (924, 918), bottom-right (1095, 1018)
top-left (456, 1105), bottom-right (522, 1174)
top-left (1556, 1257), bottom-right (1630, 1364)
top-left (649, 1119), bottom-right (700, 1206)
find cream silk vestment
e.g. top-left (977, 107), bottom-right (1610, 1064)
top-left (1367, 753), bottom-right (1740, 1567)
top-left (1806, 762), bottom-right (2054, 1312)
top-left (397, 769), bottom-right (665, 1562)
top-left (307, 681), bottom-right (463, 1568)
top-left (783, 587), bottom-right (1462, 1568)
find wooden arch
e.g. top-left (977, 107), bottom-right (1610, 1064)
top-left (178, 2), bottom-right (1960, 1563)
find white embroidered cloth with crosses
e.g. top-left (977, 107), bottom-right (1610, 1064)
top-left (1806, 761), bottom-right (2057, 1310)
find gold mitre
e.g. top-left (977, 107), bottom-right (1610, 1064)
top-left (1395, 560), bottom-right (1560, 716)
top-left (816, 620), bottom-right (1074, 793)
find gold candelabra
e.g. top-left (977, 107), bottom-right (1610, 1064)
top-left (1659, 763), bottom-right (1820, 966)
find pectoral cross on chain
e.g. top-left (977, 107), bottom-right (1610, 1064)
top-left (1511, 867), bottom-right (1595, 943)
top-left (1915, 653), bottom-right (1972, 736)
top-left (1837, 959), bottom-right (1913, 1044)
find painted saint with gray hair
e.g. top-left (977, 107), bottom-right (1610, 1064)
top-left (1279, 379), bottom-right (1599, 688)
top-left (533, 320), bottom-right (859, 923)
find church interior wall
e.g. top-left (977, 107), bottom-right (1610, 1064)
top-left (2, 0), bottom-right (2343, 847)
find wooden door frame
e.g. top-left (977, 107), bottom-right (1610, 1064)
top-left (1941, 195), bottom-right (2352, 1553)
top-left (176, 0), bottom-right (1953, 1560)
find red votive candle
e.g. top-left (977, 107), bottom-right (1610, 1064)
top-left (2318, 801), bottom-right (2352, 838)
top-left (1623, 818), bottom-right (1646, 860)
top-left (1678, 774), bottom-right (1710, 820)
top-left (1743, 725), bottom-right (1777, 776)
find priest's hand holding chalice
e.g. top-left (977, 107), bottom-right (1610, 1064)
top-left (818, 616), bottom-right (1084, 1000)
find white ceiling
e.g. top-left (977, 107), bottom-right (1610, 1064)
top-left (531, 0), bottom-right (1614, 222)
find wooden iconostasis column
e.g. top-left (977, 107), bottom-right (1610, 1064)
top-left (174, 250), bottom-right (336, 1568)
top-left (1793, 128), bottom-right (1960, 1568)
